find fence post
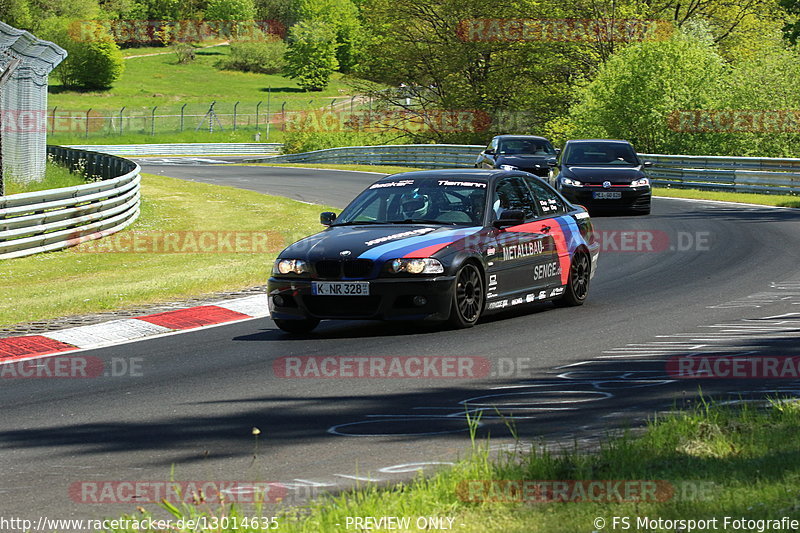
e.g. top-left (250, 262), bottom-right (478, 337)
top-left (281, 102), bottom-right (286, 131)
top-left (233, 101), bottom-right (239, 131)
top-left (266, 86), bottom-right (271, 140)
top-left (119, 106), bottom-right (125, 135)
top-left (151, 106), bottom-right (157, 136)
top-left (85, 108), bottom-right (92, 138)
top-left (50, 106), bottom-right (57, 135)
top-left (255, 101), bottom-right (262, 131)
top-left (180, 103), bottom-right (187, 132)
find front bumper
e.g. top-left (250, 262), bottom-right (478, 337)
top-left (560, 186), bottom-right (651, 211)
top-left (268, 276), bottom-right (456, 321)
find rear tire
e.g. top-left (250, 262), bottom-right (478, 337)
top-left (554, 251), bottom-right (591, 307)
top-left (447, 262), bottom-right (484, 328)
top-left (274, 318), bottom-right (320, 334)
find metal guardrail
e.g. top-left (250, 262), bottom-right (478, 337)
top-left (66, 143), bottom-right (283, 157)
top-left (0, 146), bottom-right (140, 260)
top-left (640, 153), bottom-right (800, 194)
top-left (255, 144), bottom-right (484, 168)
top-left (255, 144), bottom-right (800, 195)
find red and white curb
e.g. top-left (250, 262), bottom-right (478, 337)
top-left (0, 294), bottom-right (269, 364)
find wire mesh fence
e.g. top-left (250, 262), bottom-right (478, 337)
top-left (45, 97), bottom-right (374, 140)
top-left (0, 21), bottom-right (67, 189)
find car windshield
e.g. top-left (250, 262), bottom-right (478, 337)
top-left (333, 178), bottom-right (488, 226)
top-left (498, 139), bottom-right (555, 156)
top-left (563, 142), bottom-right (640, 166)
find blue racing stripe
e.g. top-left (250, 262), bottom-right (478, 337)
top-left (359, 227), bottom-right (482, 261)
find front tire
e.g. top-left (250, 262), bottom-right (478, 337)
top-left (448, 263), bottom-right (484, 328)
top-left (274, 318), bottom-right (320, 334)
top-left (554, 251), bottom-right (590, 307)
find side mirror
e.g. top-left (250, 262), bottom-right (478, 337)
top-left (493, 209), bottom-right (526, 228)
top-left (484, 148), bottom-right (495, 155)
top-left (547, 157), bottom-right (557, 167)
top-left (320, 211), bottom-right (337, 226)
top-left (554, 148), bottom-right (561, 156)
top-left (643, 161), bottom-right (653, 167)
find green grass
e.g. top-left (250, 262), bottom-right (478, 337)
top-left (48, 46), bottom-right (354, 111)
top-left (50, 129), bottom-right (287, 146)
top-left (106, 399), bottom-right (800, 533)
top-left (0, 173), bottom-right (334, 326)
top-left (653, 186), bottom-right (800, 208)
top-left (3, 161), bottom-right (87, 195)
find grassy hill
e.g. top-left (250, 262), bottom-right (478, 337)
top-left (46, 45), bottom-right (359, 144)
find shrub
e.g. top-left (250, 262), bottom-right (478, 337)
top-left (217, 37), bottom-right (287, 74)
top-left (172, 43), bottom-right (196, 63)
top-left (43, 19), bottom-right (125, 90)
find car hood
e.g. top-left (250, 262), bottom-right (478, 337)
top-left (280, 224), bottom-right (484, 262)
top-left (495, 155), bottom-right (554, 168)
top-left (563, 165), bottom-right (645, 184)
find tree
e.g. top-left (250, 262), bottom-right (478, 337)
top-left (0, 0), bottom-right (33, 29)
top-left (284, 20), bottom-right (339, 90)
top-left (205, 0), bottom-right (256, 21)
top-left (564, 30), bottom-right (727, 154)
top-left (298, 0), bottom-right (362, 72)
top-left (41, 18), bottom-right (125, 89)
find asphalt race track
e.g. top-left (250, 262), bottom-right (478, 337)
top-left (2, 160), bottom-right (799, 520)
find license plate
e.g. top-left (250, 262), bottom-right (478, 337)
top-left (312, 282), bottom-right (370, 296)
top-left (593, 191), bottom-right (622, 199)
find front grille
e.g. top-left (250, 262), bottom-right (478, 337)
top-left (520, 167), bottom-right (549, 177)
top-left (315, 261), bottom-right (341, 279)
top-left (314, 259), bottom-right (374, 279)
top-left (303, 296), bottom-right (381, 317)
top-left (343, 259), bottom-right (373, 278)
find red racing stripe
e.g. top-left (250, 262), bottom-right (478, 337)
top-left (504, 218), bottom-right (571, 284)
top-left (404, 242), bottom-right (451, 258)
top-left (137, 305), bottom-right (250, 330)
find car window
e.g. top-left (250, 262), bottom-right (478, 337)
top-left (334, 179), bottom-right (487, 226)
top-left (563, 142), bottom-right (639, 166)
top-left (524, 176), bottom-right (568, 216)
top-left (492, 177), bottom-right (537, 220)
top-left (498, 139), bottom-right (555, 156)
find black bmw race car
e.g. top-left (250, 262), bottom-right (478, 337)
top-left (268, 169), bottom-right (600, 333)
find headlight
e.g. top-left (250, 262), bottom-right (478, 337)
top-left (631, 177), bottom-right (650, 187)
top-left (389, 258), bottom-right (444, 274)
top-left (561, 177), bottom-right (582, 186)
top-left (499, 164), bottom-right (518, 171)
top-left (273, 259), bottom-right (309, 275)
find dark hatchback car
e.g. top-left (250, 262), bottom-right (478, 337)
top-left (552, 139), bottom-right (652, 214)
top-left (268, 169), bottom-right (600, 334)
top-left (475, 135), bottom-right (559, 178)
